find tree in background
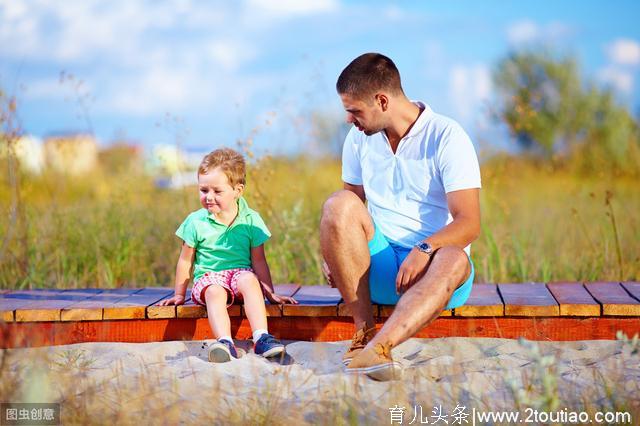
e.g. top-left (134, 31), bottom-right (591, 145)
top-left (493, 50), bottom-right (640, 175)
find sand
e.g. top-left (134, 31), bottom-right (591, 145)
top-left (1, 337), bottom-right (638, 424)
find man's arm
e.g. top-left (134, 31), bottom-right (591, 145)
top-left (344, 182), bottom-right (366, 203)
top-left (424, 187), bottom-right (481, 251)
top-left (396, 187), bottom-right (480, 293)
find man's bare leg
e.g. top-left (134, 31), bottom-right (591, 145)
top-left (320, 190), bottom-right (376, 330)
top-left (367, 246), bottom-right (470, 350)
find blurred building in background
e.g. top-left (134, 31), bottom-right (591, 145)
top-left (98, 141), bottom-right (144, 175)
top-left (0, 135), bottom-right (44, 174)
top-left (43, 133), bottom-right (98, 175)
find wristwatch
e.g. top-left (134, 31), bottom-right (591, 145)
top-left (414, 241), bottom-right (433, 255)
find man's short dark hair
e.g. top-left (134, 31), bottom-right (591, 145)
top-left (336, 53), bottom-right (404, 100)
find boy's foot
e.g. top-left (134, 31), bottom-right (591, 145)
top-left (342, 326), bottom-right (377, 366)
top-left (208, 339), bottom-right (240, 363)
top-left (254, 333), bottom-right (285, 358)
top-left (345, 342), bottom-right (402, 381)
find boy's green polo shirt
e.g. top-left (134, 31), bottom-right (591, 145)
top-left (176, 197), bottom-right (270, 282)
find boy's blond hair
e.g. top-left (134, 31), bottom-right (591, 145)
top-left (198, 148), bottom-right (246, 186)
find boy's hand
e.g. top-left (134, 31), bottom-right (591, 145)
top-left (157, 295), bottom-right (186, 306)
top-left (265, 291), bottom-right (298, 305)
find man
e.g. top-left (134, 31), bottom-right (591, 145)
top-left (320, 53), bottom-right (481, 381)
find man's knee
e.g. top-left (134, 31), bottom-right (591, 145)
top-left (321, 190), bottom-right (363, 230)
top-left (433, 246), bottom-right (469, 280)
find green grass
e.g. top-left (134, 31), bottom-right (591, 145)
top-left (0, 155), bottom-right (638, 289)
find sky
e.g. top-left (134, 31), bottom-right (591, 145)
top-left (1, 0), bottom-right (639, 157)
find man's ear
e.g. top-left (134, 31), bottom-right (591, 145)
top-left (375, 93), bottom-right (389, 111)
top-left (235, 183), bottom-right (245, 196)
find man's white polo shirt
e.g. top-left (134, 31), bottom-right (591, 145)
top-left (341, 101), bottom-right (481, 253)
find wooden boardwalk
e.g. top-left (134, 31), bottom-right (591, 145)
top-left (1, 282), bottom-right (639, 348)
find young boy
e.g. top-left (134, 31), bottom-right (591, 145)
top-left (159, 148), bottom-right (296, 362)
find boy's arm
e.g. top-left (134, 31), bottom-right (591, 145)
top-left (250, 244), bottom-right (297, 305)
top-left (158, 243), bottom-right (195, 306)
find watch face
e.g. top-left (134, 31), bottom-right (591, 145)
top-left (416, 242), bottom-right (431, 253)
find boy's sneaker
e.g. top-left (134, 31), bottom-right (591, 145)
top-left (208, 339), bottom-right (239, 363)
top-left (253, 333), bottom-right (285, 358)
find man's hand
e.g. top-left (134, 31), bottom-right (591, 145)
top-left (265, 290), bottom-right (298, 305)
top-left (157, 294), bottom-right (186, 306)
top-left (321, 260), bottom-right (335, 287)
top-left (396, 248), bottom-right (431, 295)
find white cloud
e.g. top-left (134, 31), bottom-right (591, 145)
top-left (606, 38), bottom-right (640, 66)
top-left (507, 20), bottom-right (539, 44)
top-left (449, 64), bottom-right (492, 121)
top-left (383, 5), bottom-right (405, 21)
top-left (506, 20), bottom-right (572, 45)
top-left (246, 0), bottom-right (338, 18)
top-left (207, 39), bottom-right (257, 72)
top-left (107, 67), bottom-right (198, 115)
top-left (598, 66), bottom-right (634, 94)
top-left (24, 78), bottom-right (69, 99)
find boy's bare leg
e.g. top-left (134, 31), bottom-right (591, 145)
top-left (320, 190), bottom-right (376, 331)
top-left (236, 272), bottom-right (268, 332)
top-left (367, 246), bottom-right (470, 350)
top-left (204, 285), bottom-right (233, 338)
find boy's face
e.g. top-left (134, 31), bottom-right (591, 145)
top-left (198, 167), bottom-right (243, 215)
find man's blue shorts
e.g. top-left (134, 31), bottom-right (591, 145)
top-left (368, 224), bottom-right (474, 309)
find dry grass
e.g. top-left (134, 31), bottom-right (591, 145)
top-left (0, 155), bottom-right (639, 289)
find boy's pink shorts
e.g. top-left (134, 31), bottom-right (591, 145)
top-left (191, 268), bottom-right (253, 307)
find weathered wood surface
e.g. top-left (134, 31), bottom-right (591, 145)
top-left (282, 285), bottom-right (341, 317)
top-left (454, 284), bottom-right (504, 317)
top-left (498, 283), bottom-right (559, 316)
top-left (2, 316), bottom-right (639, 348)
top-left (546, 282), bottom-right (601, 316)
top-left (2, 282), bottom-right (640, 348)
top-left (585, 282), bottom-right (640, 316)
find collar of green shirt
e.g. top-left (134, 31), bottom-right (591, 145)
top-left (206, 196), bottom-right (251, 227)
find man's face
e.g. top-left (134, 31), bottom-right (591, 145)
top-left (340, 93), bottom-right (385, 136)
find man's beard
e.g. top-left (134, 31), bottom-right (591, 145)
top-left (363, 128), bottom-right (383, 136)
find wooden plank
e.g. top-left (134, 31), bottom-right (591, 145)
top-left (378, 305), bottom-right (452, 317)
top-left (621, 282), bottom-right (640, 302)
top-left (176, 289), bottom-right (241, 318)
top-left (61, 289), bottom-right (141, 321)
top-left (177, 298), bottom-right (208, 318)
top-left (283, 285), bottom-right (341, 316)
top-left (498, 283), bottom-right (559, 316)
top-left (2, 310), bottom-right (13, 322)
top-left (546, 282), bottom-right (601, 316)
top-left (3, 316), bottom-right (640, 348)
top-left (15, 291), bottom-right (97, 322)
top-left (338, 303), bottom-right (378, 317)
top-left (103, 288), bottom-right (174, 320)
top-left (585, 282), bottom-right (640, 316)
top-left (1, 297), bottom-right (38, 322)
top-left (147, 292), bottom-right (177, 319)
top-left (242, 283), bottom-right (302, 317)
top-left (454, 283), bottom-right (504, 317)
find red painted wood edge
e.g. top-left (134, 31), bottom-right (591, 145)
top-left (1, 316), bottom-right (638, 348)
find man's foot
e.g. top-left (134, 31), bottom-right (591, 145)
top-left (342, 326), bottom-right (377, 366)
top-left (345, 342), bottom-right (402, 381)
top-left (254, 333), bottom-right (285, 358)
top-left (208, 339), bottom-right (240, 363)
